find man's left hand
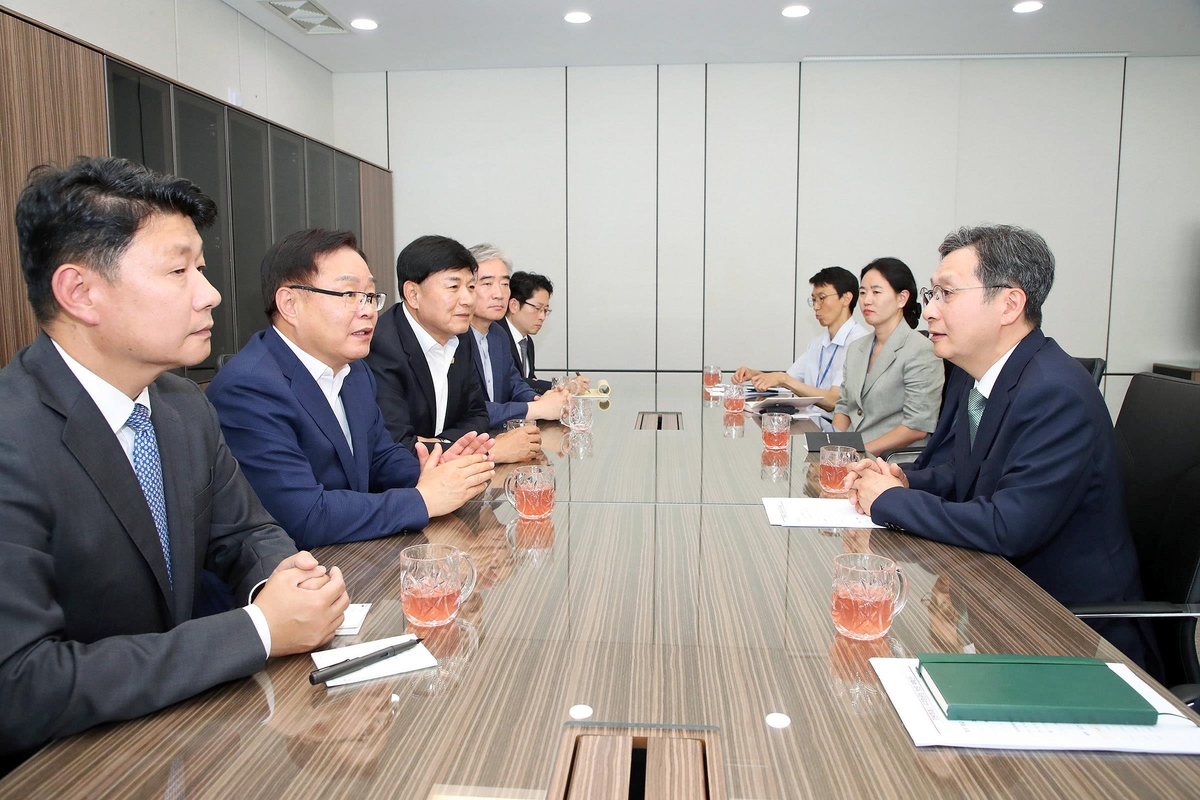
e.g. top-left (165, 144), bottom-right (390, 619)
top-left (846, 457), bottom-right (907, 515)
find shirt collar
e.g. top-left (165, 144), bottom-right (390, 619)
top-left (470, 325), bottom-right (488, 349)
top-left (273, 326), bottom-right (350, 390)
top-left (505, 317), bottom-right (526, 345)
top-left (825, 317), bottom-right (861, 348)
top-left (50, 338), bottom-right (150, 434)
top-left (974, 342), bottom-right (1021, 400)
top-left (403, 304), bottom-right (458, 357)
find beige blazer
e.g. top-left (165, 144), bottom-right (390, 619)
top-left (833, 322), bottom-right (944, 446)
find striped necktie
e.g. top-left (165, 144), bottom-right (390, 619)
top-left (519, 337), bottom-right (532, 379)
top-left (125, 403), bottom-right (172, 586)
top-left (967, 387), bottom-right (987, 450)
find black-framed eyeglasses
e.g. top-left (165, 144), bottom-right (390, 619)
top-left (289, 285), bottom-right (386, 312)
top-left (920, 284), bottom-right (1012, 307)
top-left (522, 300), bottom-right (553, 316)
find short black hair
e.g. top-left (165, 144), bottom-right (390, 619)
top-left (15, 156), bottom-right (217, 323)
top-left (261, 228), bottom-right (359, 318)
top-left (509, 271), bottom-right (554, 305)
top-left (395, 235), bottom-right (476, 290)
top-left (861, 257), bottom-right (922, 329)
top-left (809, 266), bottom-right (859, 312)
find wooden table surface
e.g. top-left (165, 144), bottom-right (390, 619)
top-left (5, 373), bottom-right (1200, 798)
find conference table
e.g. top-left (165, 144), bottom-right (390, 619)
top-left (4, 373), bottom-right (1200, 798)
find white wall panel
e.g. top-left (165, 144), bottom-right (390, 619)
top-left (176, 0), bottom-right (239, 103)
top-left (656, 65), bottom-right (706, 370)
top-left (265, 34), bottom-right (334, 143)
top-left (1109, 57), bottom-right (1200, 373)
top-left (566, 66), bottom-right (657, 370)
top-left (1104, 374), bottom-right (1133, 423)
top-left (704, 63), bottom-right (799, 371)
top-left (388, 68), bottom-right (568, 368)
top-left (236, 13), bottom-right (268, 115)
top-left (333, 72), bottom-right (388, 167)
top-left (955, 58), bottom-right (1125, 361)
top-left (796, 60), bottom-right (960, 354)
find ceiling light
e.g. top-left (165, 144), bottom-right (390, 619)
top-left (782, 5), bottom-right (810, 17)
top-left (350, 18), bottom-right (377, 30)
top-left (564, 11), bottom-right (591, 24)
top-left (1013, 1), bottom-right (1043, 12)
top-left (765, 712), bottom-right (792, 728)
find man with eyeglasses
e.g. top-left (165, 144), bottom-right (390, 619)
top-left (208, 229), bottom-right (495, 554)
top-left (846, 225), bottom-right (1150, 672)
top-left (732, 266), bottom-right (869, 417)
top-left (505, 271), bottom-right (591, 394)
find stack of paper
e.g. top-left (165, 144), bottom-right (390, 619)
top-left (762, 497), bottom-right (882, 529)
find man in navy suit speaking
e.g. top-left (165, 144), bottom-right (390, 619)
top-left (208, 229), bottom-right (494, 550)
top-left (846, 225), bottom-right (1148, 667)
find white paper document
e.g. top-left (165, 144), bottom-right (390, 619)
top-left (762, 497), bottom-right (883, 529)
top-left (310, 634), bottom-right (438, 688)
top-left (334, 603), bottom-right (371, 636)
top-left (871, 657), bottom-right (1200, 754)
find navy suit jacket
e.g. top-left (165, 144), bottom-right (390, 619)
top-left (364, 305), bottom-right (491, 449)
top-left (473, 321), bottom-right (538, 429)
top-left (873, 329), bottom-right (1142, 609)
top-left (504, 320), bottom-right (553, 394)
top-left (208, 328), bottom-right (429, 550)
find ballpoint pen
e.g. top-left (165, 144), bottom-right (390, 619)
top-left (309, 638), bottom-right (424, 685)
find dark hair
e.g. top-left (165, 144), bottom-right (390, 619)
top-left (15, 156), bottom-right (217, 323)
top-left (937, 225), bottom-right (1054, 328)
top-left (809, 266), bottom-right (860, 312)
top-left (509, 271), bottom-right (555, 305)
top-left (395, 235), bottom-right (476, 290)
top-left (261, 228), bottom-right (359, 318)
top-left (860, 257), bottom-right (922, 329)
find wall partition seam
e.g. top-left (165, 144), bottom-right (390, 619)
top-left (1105, 57), bottom-right (1129, 375)
top-left (792, 61), bottom-right (802, 366)
top-left (564, 66), bottom-right (570, 373)
top-left (655, 64), bottom-right (660, 373)
top-left (700, 63), bottom-right (708, 370)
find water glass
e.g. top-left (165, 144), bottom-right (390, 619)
top-left (760, 412), bottom-right (791, 450)
top-left (560, 398), bottom-right (594, 432)
top-left (702, 365), bottom-right (722, 388)
top-left (819, 445), bottom-right (858, 494)
top-left (504, 464), bottom-right (556, 520)
top-left (399, 544), bottom-right (478, 628)
top-left (722, 383), bottom-right (746, 413)
top-left (830, 553), bottom-right (909, 641)
top-left (505, 418), bottom-right (530, 432)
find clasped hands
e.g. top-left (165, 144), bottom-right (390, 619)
top-left (844, 456), bottom-right (909, 516)
top-left (254, 550), bottom-right (349, 657)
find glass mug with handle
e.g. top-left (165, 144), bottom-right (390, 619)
top-left (560, 398), bottom-right (594, 432)
top-left (399, 543), bottom-right (478, 628)
top-left (504, 464), bottom-right (556, 520)
top-left (830, 553), bottom-right (909, 640)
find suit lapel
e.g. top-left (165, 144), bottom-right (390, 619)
top-left (266, 329), bottom-right (359, 490)
top-left (861, 327), bottom-right (902, 398)
top-left (486, 326), bottom-right (505, 400)
top-left (955, 330), bottom-right (1047, 499)
top-left (343, 366), bottom-right (374, 492)
top-left (396, 309), bottom-right (438, 417)
top-left (149, 384), bottom-right (192, 625)
top-left (29, 336), bottom-right (175, 613)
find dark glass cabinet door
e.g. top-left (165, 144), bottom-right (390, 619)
top-left (107, 59), bottom-right (174, 176)
top-left (173, 90), bottom-right (232, 374)
top-left (305, 140), bottom-right (335, 229)
top-left (229, 111), bottom-right (272, 348)
top-left (269, 126), bottom-right (306, 240)
top-left (334, 151), bottom-right (362, 244)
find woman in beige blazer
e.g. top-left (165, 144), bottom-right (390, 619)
top-left (833, 257), bottom-right (943, 455)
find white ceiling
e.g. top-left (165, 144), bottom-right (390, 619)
top-left (222, 0), bottom-right (1200, 73)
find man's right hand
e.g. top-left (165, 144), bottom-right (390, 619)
top-left (489, 427), bottom-right (543, 464)
top-left (416, 447), bottom-right (495, 517)
top-left (732, 366), bottom-right (759, 384)
top-left (526, 390), bottom-right (568, 421)
top-left (255, 563), bottom-right (350, 656)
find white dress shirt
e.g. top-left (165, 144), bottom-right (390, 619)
top-left (505, 318), bottom-right (528, 377)
top-left (403, 304), bottom-right (459, 435)
top-left (274, 327), bottom-right (353, 453)
top-left (471, 326), bottom-right (495, 401)
top-left (51, 338), bottom-right (274, 657)
top-left (974, 341), bottom-right (1021, 400)
top-left (787, 317), bottom-right (870, 389)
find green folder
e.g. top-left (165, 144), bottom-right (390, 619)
top-left (917, 653), bottom-right (1159, 725)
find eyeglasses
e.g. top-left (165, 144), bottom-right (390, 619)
top-left (522, 300), bottom-right (553, 317)
top-left (920, 284), bottom-right (1012, 307)
top-left (288, 285), bottom-right (387, 312)
top-left (807, 292), bottom-right (838, 308)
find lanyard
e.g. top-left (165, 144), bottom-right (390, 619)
top-left (817, 343), bottom-right (840, 388)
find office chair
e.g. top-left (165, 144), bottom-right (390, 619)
top-left (215, 353), bottom-right (233, 373)
top-left (1069, 372), bottom-right (1200, 704)
top-left (1074, 356), bottom-right (1105, 387)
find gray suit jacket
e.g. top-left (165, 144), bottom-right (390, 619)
top-left (834, 322), bottom-right (943, 446)
top-left (0, 334), bottom-right (297, 755)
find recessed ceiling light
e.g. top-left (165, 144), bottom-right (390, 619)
top-left (1013, 1), bottom-right (1043, 12)
top-left (350, 18), bottom-right (378, 30)
top-left (782, 5), bottom-right (811, 17)
top-left (564, 11), bottom-right (591, 24)
top-left (765, 712), bottom-right (792, 729)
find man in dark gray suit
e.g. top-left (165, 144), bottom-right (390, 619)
top-left (0, 157), bottom-right (349, 763)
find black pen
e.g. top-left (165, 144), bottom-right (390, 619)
top-left (308, 638), bottom-right (423, 685)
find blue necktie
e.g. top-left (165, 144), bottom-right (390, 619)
top-left (125, 403), bottom-right (172, 586)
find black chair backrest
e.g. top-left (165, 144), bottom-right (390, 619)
top-left (215, 353), bottom-right (232, 374)
top-left (1114, 372), bottom-right (1200, 684)
top-left (1074, 356), bottom-right (1105, 387)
